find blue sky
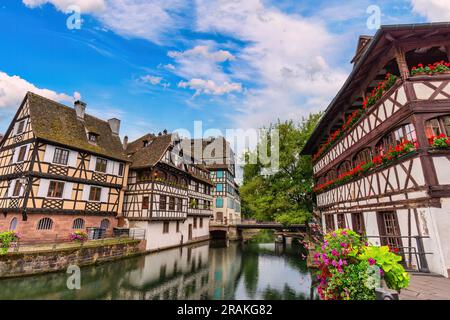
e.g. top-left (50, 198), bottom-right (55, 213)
top-left (0, 0), bottom-right (444, 142)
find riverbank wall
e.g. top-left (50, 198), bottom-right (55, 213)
top-left (0, 238), bottom-right (144, 279)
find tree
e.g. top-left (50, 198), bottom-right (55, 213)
top-left (240, 113), bottom-right (322, 224)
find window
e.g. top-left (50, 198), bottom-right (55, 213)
top-left (72, 218), bottom-right (85, 229)
top-left (325, 170), bottom-right (337, 182)
top-left (95, 157), bottom-right (108, 173)
top-left (337, 213), bottom-right (346, 229)
top-left (216, 197), bottom-right (223, 208)
top-left (100, 219), bottom-right (110, 230)
top-left (216, 183), bottom-right (223, 192)
top-left (176, 221), bottom-right (180, 233)
top-left (159, 195), bottom-right (167, 210)
top-left (47, 181), bottom-right (65, 198)
top-left (16, 120), bottom-right (25, 135)
top-left (17, 146), bottom-right (27, 162)
top-left (353, 148), bottom-right (372, 166)
top-left (89, 186), bottom-right (102, 201)
top-left (217, 170), bottom-right (223, 178)
top-left (200, 218), bottom-right (203, 228)
top-left (53, 148), bottom-right (69, 165)
top-left (142, 196), bottom-right (149, 210)
top-left (377, 124), bottom-right (416, 155)
top-left (425, 115), bottom-right (450, 140)
top-left (169, 196), bottom-right (175, 210)
top-left (9, 217), bottom-right (17, 231)
top-left (118, 163), bottom-right (124, 176)
top-left (176, 198), bottom-right (182, 211)
top-left (163, 221), bottom-right (169, 234)
top-left (337, 161), bottom-right (352, 176)
top-left (377, 211), bottom-right (402, 250)
top-left (37, 217), bottom-right (53, 230)
top-left (194, 217), bottom-right (197, 229)
top-left (88, 132), bottom-right (98, 143)
top-left (325, 214), bottom-right (335, 232)
top-left (12, 180), bottom-right (22, 197)
top-left (351, 213), bottom-right (365, 235)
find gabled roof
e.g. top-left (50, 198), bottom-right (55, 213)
top-left (126, 133), bottom-right (173, 169)
top-left (26, 92), bottom-right (127, 161)
top-left (302, 22), bottom-right (450, 156)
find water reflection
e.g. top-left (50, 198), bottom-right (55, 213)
top-left (0, 239), bottom-right (316, 300)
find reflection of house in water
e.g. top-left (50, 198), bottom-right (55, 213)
top-left (117, 241), bottom-right (243, 300)
top-left (119, 242), bottom-right (210, 299)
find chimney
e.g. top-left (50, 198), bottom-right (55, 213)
top-left (108, 118), bottom-right (120, 136)
top-left (123, 135), bottom-right (128, 150)
top-left (163, 129), bottom-right (168, 135)
top-left (74, 100), bottom-right (86, 120)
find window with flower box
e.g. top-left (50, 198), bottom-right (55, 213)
top-left (376, 124), bottom-right (416, 155)
top-left (425, 115), bottom-right (450, 139)
top-left (353, 148), bottom-right (372, 166)
top-left (337, 161), bottom-right (352, 176)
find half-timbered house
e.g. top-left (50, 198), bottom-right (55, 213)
top-left (302, 23), bottom-right (450, 278)
top-left (0, 92), bottom-right (129, 240)
top-left (123, 132), bottom-right (213, 251)
top-left (183, 137), bottom-right (241, 225)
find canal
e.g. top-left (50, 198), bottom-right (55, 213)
top-left (0, 233), bottom-right (317, 300)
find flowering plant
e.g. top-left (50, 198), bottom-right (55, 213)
top-left (313, 74), bottom-right (398, 162)
top-left (313, 140), bottom-right (416, 193)
top-left (0, 230), bottom-right (20, 255)
top-left (314, 229), bottom-right (409, 300)
top-left (69, 231), bottom-right (88, 242)
top-left (429, 133), bottom-right (450, 149)
top-left (411, 61), bottom-right (450, 76)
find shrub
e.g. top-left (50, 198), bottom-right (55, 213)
top-left (0, 231), bottom-right (20, 255)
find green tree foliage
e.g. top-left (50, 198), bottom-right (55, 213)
top-left (240, 113), bottom-right (322, 224)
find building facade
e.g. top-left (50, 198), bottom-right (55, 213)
top-left (302, 23), bottom-right (450, 278)
top-left (0, 92), bottom-right (129, 241)
top-left (183, 137), bottom-right (241, 225)
top-left (122, 132), bottom-right (213, 251)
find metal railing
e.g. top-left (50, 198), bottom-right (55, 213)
top-left (366, 235), bottom-right (432, 273)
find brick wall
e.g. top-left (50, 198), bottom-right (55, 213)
top-left (0, 239), bottom-right (143, 278)
top-left (0, 213), bottom-right (117, 241)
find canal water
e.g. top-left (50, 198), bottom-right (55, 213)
top-left (0, 234), bottom-right (317, 300)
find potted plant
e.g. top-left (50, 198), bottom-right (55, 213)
top-left (314, 229), bottom-right (410, 300)
top-left (69, 230), bottom-right (88, 243)
top-left (0, 231), bottom-right (20, 255)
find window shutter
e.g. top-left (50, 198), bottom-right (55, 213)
top-left (43, 145), bottom-right (55, 163)
top-left (89, 155), bottom-right (97, 171)
top-left (100, 187), bottom-right (108, 203)
top-left (68, 151), bottom-right (78, 167)
top-left (63, 182), bottom-right (73, 199)
top-left (37, 179), bottom-right (50, 198)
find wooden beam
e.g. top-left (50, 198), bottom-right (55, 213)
top-left (395, 45), bottom-right (410, 80)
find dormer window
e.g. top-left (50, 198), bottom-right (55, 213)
top-left (143, 140), bottom-right (149, 147)
top-left (16, 120), bottom-right (25, 135)
top-left (88, 132), bottom-right (98, 144)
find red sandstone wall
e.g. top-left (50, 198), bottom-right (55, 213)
top-left (0, 213), bottom-right (117, 241)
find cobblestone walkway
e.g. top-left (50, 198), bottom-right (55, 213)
top-left (399, 274), bottom-right (450, 300)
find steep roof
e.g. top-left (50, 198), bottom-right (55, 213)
top-left (26, 92), bottom-right (127, 161)
top-left (302, 22), bottom-right (450, 155)
top-left (125, 133), bottom-right (173, 169)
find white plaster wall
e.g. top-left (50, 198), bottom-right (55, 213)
top-left (133, 221), bottom-right (182, 251)
top-left (426, 202), bottom-right (450, 277)
top-left (433, 157), bottom-right (450, 185)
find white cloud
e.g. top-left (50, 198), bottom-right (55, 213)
top-left (168, 45), bottom-right (235, 62)
top-left (178, 79), bottom-right (242, 96)
top-left (140, 74), bottom-right (170, 88)
top-left (411, 0), bottom-right (450, 21)
top-left (141, 75), bottom-right (163, 85)
top-left (195, 0), bottom-right (348, 129)
top-left (23, 0), bottom-right (106, 13)
top-left (0, 71), bottom-right (79, 109)
top-left (23, 0), bottom-right (189, 45)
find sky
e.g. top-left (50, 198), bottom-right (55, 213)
top-left (0, 0), bottom-right (447, 145)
